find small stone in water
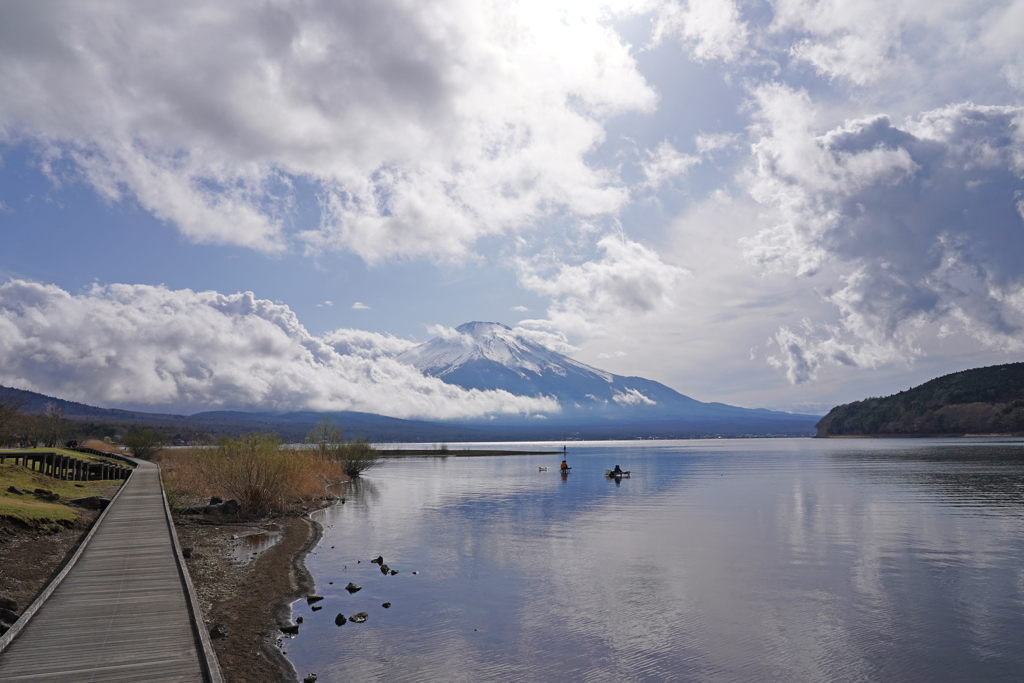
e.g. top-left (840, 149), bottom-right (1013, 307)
top-left (345, 582), bottom-right (362, 593)
top-left (382, 602), bottom-right (391, 608)
top-left (335, 614), bottom-right (347, 626)
top-left (349, 612), bottom-right (369, 623)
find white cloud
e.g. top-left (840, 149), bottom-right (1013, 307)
top-left (640, 139), bottom-right (701, 189)
top-left (511, 305), bottom-right (529, 312)
top-left (767, 0), bottom-right (1024, 94)
top-left (352, 302), bottom-right (370, 310)
top-left (518, 235), bottom-right (689, 335)
top-left (424, 324), bottom-right (468, 342)
top-left (510, 325), bottom-right (578, 354)
top-left (321, 328), bottom-right (416, 359)
top-left (652, 0), bottom-right (749, 62)
top-left (0, 0), bottom-right (657, 262)
top-left (612, 388), bottom-right (657, 405)
top-left (743, 87), bottom-right (1024, 382)
top-left (0, 280), bottom-right (558, 418)
top-left (695, 132), bottom-right (740, 156)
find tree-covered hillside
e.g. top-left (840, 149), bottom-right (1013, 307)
top-left (816, 363), bottom-right (1024, 436)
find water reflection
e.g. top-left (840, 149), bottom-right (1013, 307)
top-left (831, 442), bottom-right (1024, 513)
top-left (226, 523), bottom-right (282, 565)
top-left (287, 439), bottom-right (1024, 682)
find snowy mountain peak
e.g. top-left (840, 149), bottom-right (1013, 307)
top-left (397, 321), bottom-right (612, 382)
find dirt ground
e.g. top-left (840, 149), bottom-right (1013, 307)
top-left (0, 481), bottom-right (121, 620)
top-left (175, 514), bottom-right (323, 683)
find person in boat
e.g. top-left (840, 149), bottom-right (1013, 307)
top-left (561, 459), bottom-right (569, 470)
top-left (612, 464), bottom-right (622, 475)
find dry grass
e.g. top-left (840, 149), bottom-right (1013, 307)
top-left (158, 435), bottom-right (348, 516)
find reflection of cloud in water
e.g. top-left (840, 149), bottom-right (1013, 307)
top-left (287, 441), bottom-right (1024, 681)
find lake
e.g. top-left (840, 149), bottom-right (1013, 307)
top-left (284, 438), bottom-right (1024, 682)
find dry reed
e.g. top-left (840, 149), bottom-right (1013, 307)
top-left (158, 434), bottom-right (348, 516)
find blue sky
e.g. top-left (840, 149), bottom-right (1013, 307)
top-left (1, 0), bottom-right (1023, 419)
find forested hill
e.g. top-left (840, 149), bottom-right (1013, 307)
top-left (816, 362), bottom-right (1024, 437)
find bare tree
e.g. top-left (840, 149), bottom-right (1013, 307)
top-left (40, 402), bottom-right (68, 448)
top-left (0, 388), bottom-right (28, 447)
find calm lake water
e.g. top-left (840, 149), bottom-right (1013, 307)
top-left (285, 438), bottom-right (1024, 682)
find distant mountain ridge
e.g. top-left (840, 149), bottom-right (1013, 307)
top-left (397, 321), bottom-right (818, 433)
top-left (816, 362), bottom-right (1024, 436)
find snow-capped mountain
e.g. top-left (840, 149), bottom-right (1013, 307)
top-left (397, 322), bottom-right (815, 430)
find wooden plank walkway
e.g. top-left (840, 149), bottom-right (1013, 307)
top-left (0, 459), bottom-right (223, 682)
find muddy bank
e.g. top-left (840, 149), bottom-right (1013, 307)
top-left (175, 514), bottom-right (323, 683)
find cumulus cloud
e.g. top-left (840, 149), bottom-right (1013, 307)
top-left (518, 235), bottom-right (689, 332)
top-left (743, 86), bottom-right (1024, 382)
top-left (0, 280), bottom-right (558, 418)
top-left (0, 1), bottom-right (656, 262)
top-left (351, 302), bottom-right (370, 310)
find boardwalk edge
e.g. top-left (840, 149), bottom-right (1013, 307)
top-left (158, 462), bottom-right (227, 683)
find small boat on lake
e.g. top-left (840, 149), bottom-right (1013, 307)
top-left (539, 466), bottom-right (548, 471)
top-left (605, 469), bottom-right (630, 478)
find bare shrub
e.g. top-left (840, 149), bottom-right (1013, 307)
top-left (305, 416), bottom-right (380, 478)
top-left (123, 426), bottom-right (166, 459)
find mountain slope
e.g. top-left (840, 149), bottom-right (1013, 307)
top-left (397, 321), bottom-right (818, 431)
top-left (816, 362), bottom-right (1024, 436)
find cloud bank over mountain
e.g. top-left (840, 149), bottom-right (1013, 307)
top-left (0, 280), bottom-right (557, 418)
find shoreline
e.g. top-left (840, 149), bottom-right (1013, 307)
top-left (174, 509), bottom-right (326, 683)
top-left (378, 448), bottom-right (562, 457)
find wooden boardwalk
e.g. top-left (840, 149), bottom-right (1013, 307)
top-left (0, 459), bottom-right (223, 682)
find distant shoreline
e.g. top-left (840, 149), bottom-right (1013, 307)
top-left (377, 448), bottom-right (562, 457)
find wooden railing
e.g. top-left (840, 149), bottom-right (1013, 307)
top-left (70, 446), bottom-right (135, 465)
top-left (0, 451), bottom-right (131, 481)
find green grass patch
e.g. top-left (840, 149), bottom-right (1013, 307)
top-left (0, 461), bottom-right (125, 526)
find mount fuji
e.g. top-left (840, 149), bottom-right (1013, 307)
top-left (397, 322), bottom-right (818, 435)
